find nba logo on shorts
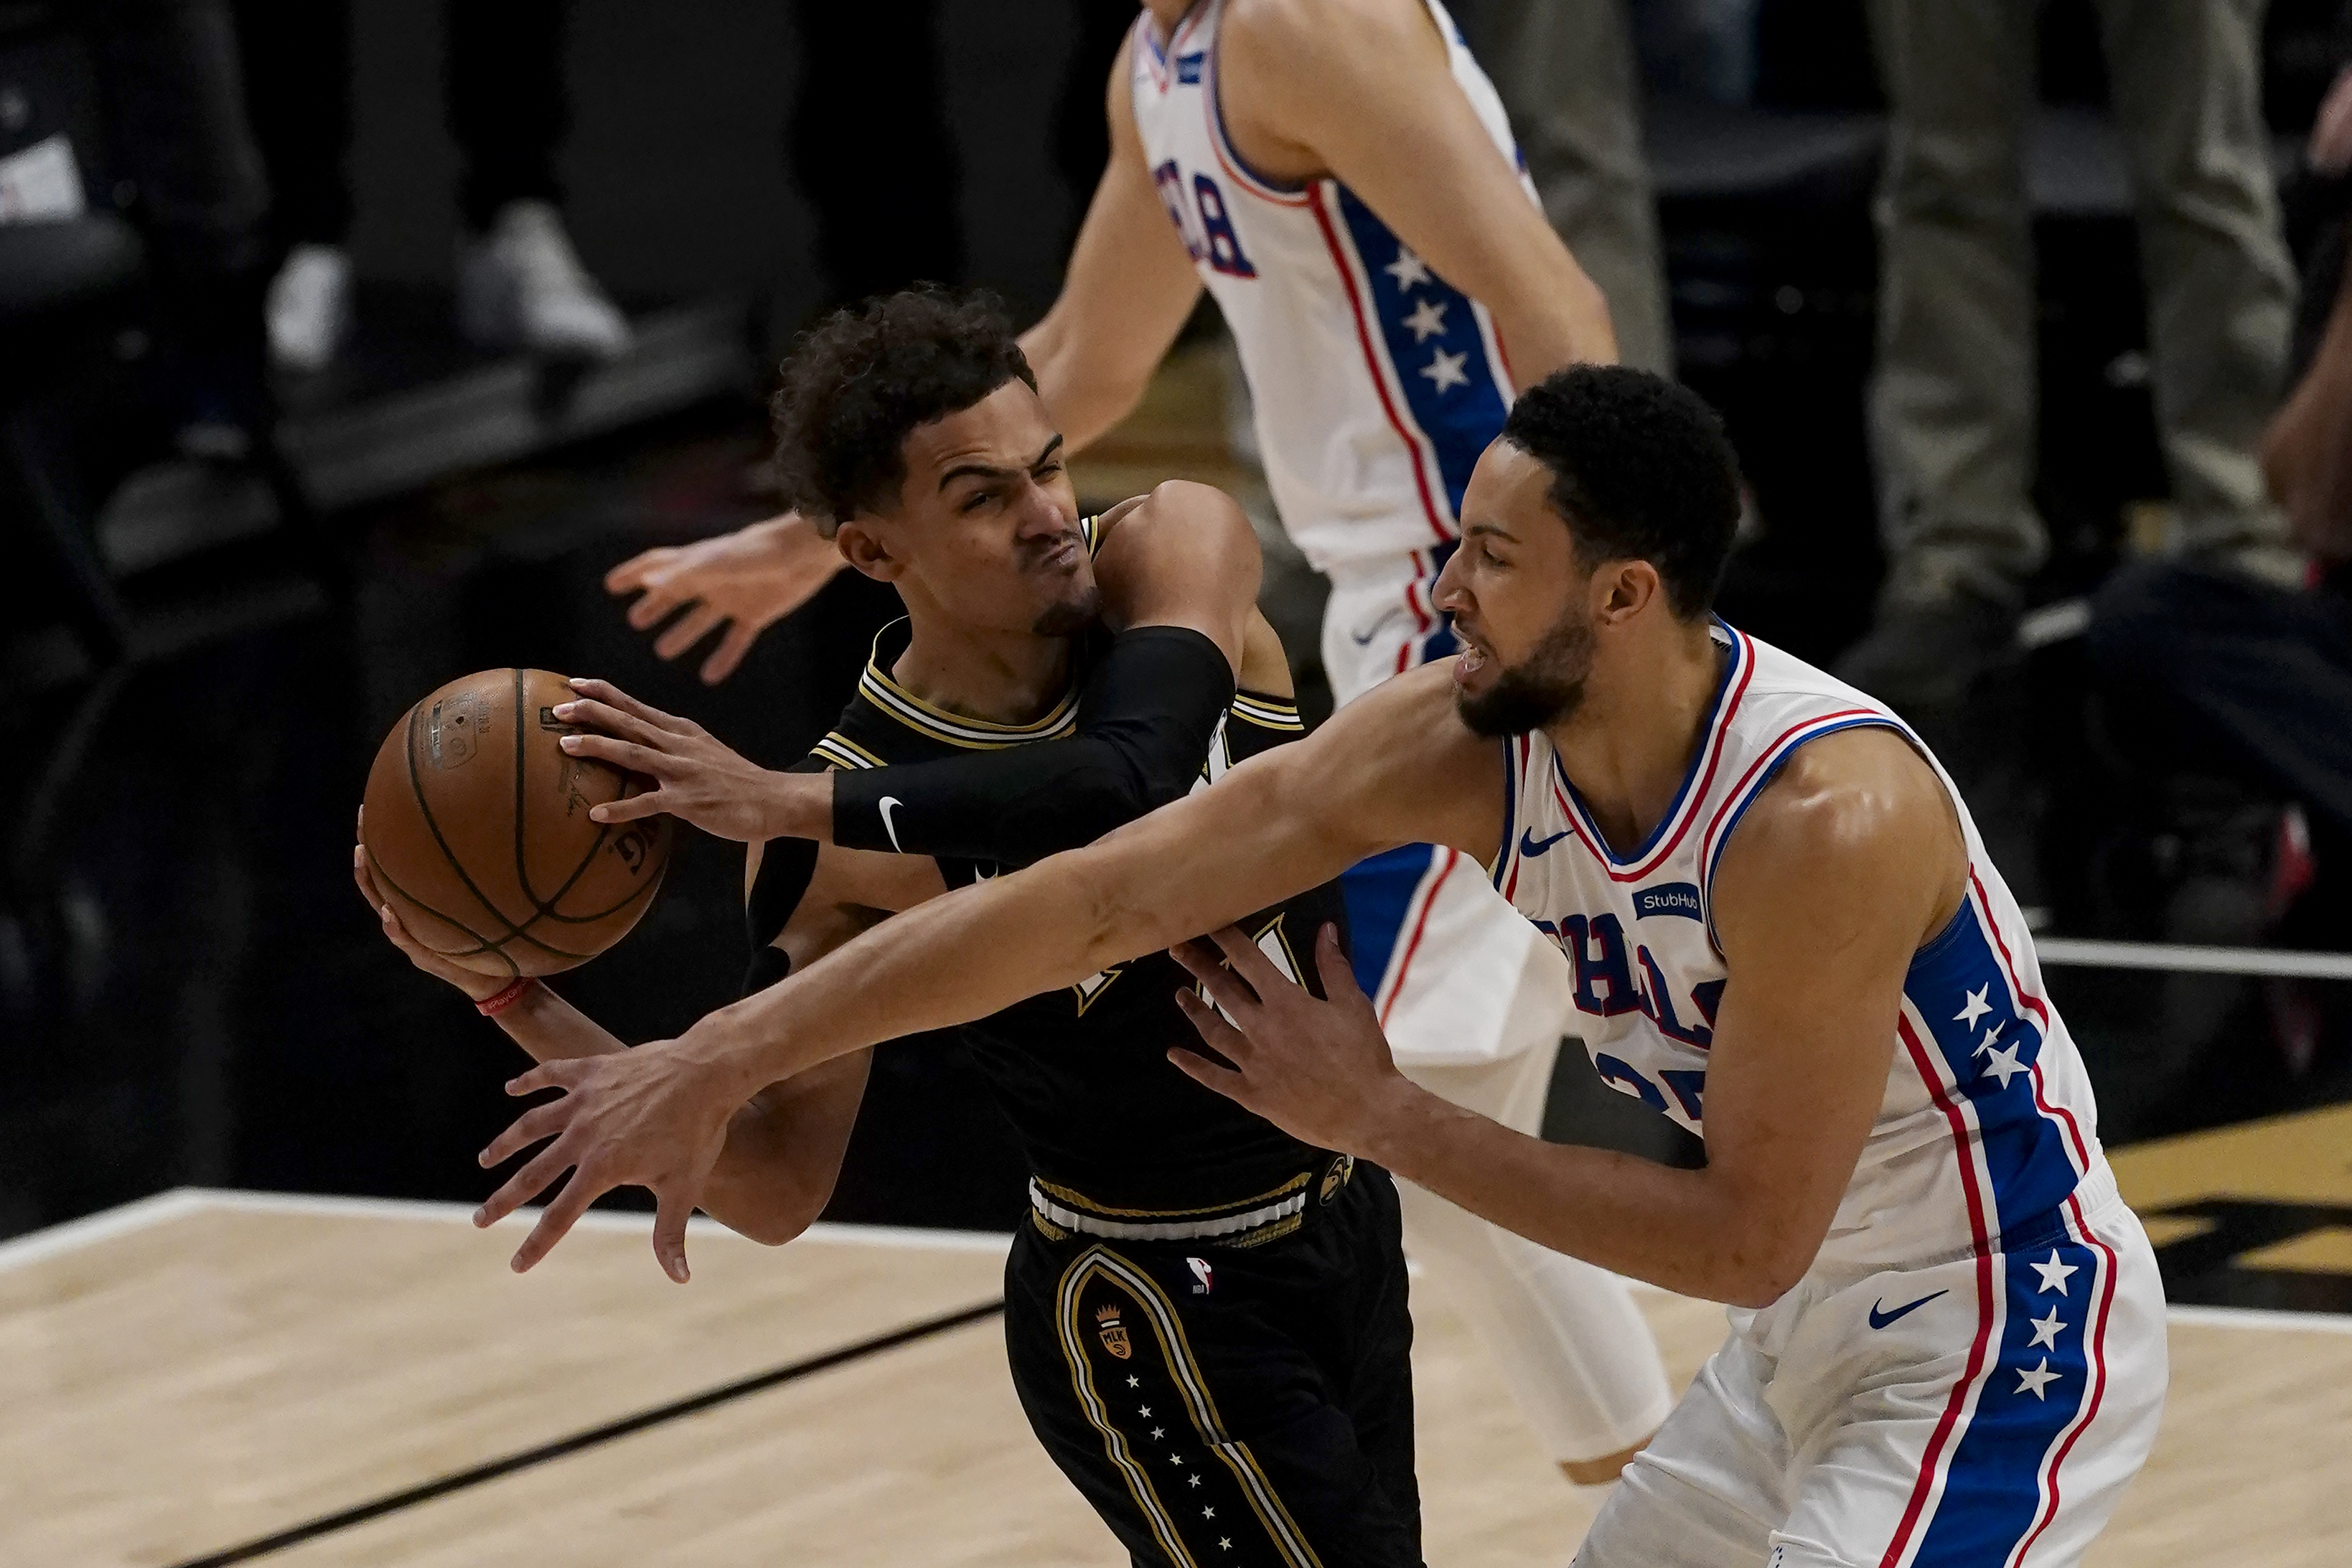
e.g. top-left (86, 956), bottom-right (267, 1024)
top-left (1188, 1257), bottom-right (1214, 1295)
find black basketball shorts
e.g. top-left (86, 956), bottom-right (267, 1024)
top-left (1001, 1160), bottom-right (1424, 1568)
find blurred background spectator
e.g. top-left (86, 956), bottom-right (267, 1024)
top-left (234, 0), bottom-right (630, 369)
top-left (1840, 0), bottom-right (2297, 720)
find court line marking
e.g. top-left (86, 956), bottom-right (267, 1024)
top-left (0, 1188), bottom-right (210, 1273)
top-left (0, 1186), bottom-right (1011, 1274)
top-left (2035, 937), bottom-right (2352, 982)
top-left (2165, 1303), bottom-right (2352, 1335)
top-left (14, 1192), bottom-right (2351, 1338)
top-left (161, 1295), bottom-right (1008, 1568)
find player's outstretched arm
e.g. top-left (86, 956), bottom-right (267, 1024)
top-left (1220, 0), bottom-right (1616, 380)
top-left (1168, 728), bottom-right (1967, 1308)
top-left (352, 813), bottom-right (865, 1253)
top-left (1020, 32), bottom-right (1205, 452)
top-left (469, 665), bottom-right (1503, 1280)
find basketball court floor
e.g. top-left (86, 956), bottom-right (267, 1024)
top-left (7, 1104), bottom-right (2348, 1567)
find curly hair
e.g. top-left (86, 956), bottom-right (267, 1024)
top-left (1500, 365), bottom-right (1744, 619)
top-left (769, 288), bottom-right (1038, 535)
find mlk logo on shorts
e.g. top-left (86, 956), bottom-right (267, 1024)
top-left (1095, 1302), bottom-right (1133, 1360)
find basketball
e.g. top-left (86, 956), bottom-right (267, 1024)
top-left (359, 668), bottom-right (673, 979)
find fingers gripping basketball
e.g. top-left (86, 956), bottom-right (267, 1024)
top-left (360, 668), bottom-right (673, 977)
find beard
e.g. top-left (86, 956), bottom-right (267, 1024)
top-left (1031, 581), bottom-right (1104, 638)
top-left (1455, 606), bottom-right (1596, 738)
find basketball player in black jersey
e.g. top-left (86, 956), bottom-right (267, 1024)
top-left (355, 290), bottom-right (1425, 1567)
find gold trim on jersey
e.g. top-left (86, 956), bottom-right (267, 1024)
top-left (1054, 1247), bottom-right (1326, 1568)
top-left (1034, 1170), bottom-right (1312, 1223)
top-left (809, 731), bottom-right (885, 772)
top-left (1229, 693), bottom-right (1303, 731)
top-left (1079, 510), bottom-right (1104, 555)
top-left (858, 621), bottom-right (1079, 749)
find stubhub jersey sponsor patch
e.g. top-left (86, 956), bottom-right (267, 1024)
top-left (1634, 882), bottom-right (1703, 921)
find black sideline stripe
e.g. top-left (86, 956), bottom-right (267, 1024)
top-left (167, 1297), bottom-right (1006, 1568)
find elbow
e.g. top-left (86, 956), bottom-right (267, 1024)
top-left (1717, 1239), bottom-right (1815, 1310)
top-left (713, 1172), bottom-right (834, 1248)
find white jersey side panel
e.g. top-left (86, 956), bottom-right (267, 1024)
top-left (1128, 0), bottom-right (1529, 574)
top-left (1489, 626), bottom-right (2113, 1274)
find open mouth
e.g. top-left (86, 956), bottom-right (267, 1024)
top-left (1453, 626), bottom-right (1491, 679)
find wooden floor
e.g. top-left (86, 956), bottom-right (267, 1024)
top-left (2, 1186), bottom-right (2347, 1568)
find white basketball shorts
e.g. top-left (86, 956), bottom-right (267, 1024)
top-left (1575, 1175), bottom-right (2167, 1568)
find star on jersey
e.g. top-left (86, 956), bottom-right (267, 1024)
top-left (1127, 1376), bottom-right (1141, 1388)
top-left (1202, 1507), bottom-right (1217, 1519)
top-left (1385, 245), bottom-right (1433, 291)
top-left (1420, 347), bottom-right (1470, 394)
top-left (1189, 1475), bottom-right (1204, 1488)
top-left (1401, 296), bottom-right (1449, 342)
top-left (2028, 1307), bottom-right (2067, 1349)
top-left (1979, 1041), bottom-right (2030, 1089)
top-left (1151, 1426), bottom-right (1165, 1439)
top-left (1956, 984), bottom-right (1993, 1030)
top-left (1219, 1540), bottom-right (1233, 1551)
top-left (2030, 1249), bottom-right (2080, 1296)
top-left (2015, 1357), bottom-right (2061, 1401)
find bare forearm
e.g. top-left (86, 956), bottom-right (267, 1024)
top-left (1018, 319), bottom-right (1147, 455)
top-left (698, 769), bottom-right (1364, 1094)
top-left (497, 984), bottom-right (839, 1243)
top-left (1362, 1086), bottom-right (1796, 1307)
top-left (1489, 266), bottom-right (1618, 382)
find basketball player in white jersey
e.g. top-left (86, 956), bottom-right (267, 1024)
top-left (477, 367), bottom-right (2167, 1566)
top-left (603, 0), bottom-right (1672, 1483)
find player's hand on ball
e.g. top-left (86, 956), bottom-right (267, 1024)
top-left (1167, 922), bottom-right (1418, 1156)
top-left (553, 678), bottom-right (822, 842)
top-left (473, 1038), bottom-right (740, 1282)
top-left (352, 809), bottom-right (507, 1003)
top-left (604, 513), bottom-right (845, 684)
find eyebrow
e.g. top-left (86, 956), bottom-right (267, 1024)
top-left (1463, 520), bottom-right (1520, 543)
top-left (937, 433), bottom-right (1066, 493)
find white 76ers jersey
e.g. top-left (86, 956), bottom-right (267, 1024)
top-left (1128, 0), bottom-right (1528, 573)
top-left (1489, 624), bottom-right (2116, 1272)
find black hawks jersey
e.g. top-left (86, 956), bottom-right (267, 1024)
top-left (772, 613), bottom-right (1351, 1213)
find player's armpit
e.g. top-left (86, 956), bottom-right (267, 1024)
top-left (1217, 0), bottom-right (1616, 380)
top-left (1697, 728), bottom-right (1968, 1302)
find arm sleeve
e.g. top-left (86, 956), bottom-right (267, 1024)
top-left (830, 625), bottom-right (1236, 867)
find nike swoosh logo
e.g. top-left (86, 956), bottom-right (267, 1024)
top-left (1349, 607), bottom-right (1407, 647)
top-left (879, 796), bottom-right (906, 853)
top-left (1868, 1290), bottom-right (1947, 1330)
top-left (1519, 827), bottom-right (1573, 858)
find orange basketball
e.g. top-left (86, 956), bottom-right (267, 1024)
top-left (360, 668), bottom-right (673, 978)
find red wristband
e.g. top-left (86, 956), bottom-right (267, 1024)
top-left (476, 978), bottom-right (533, 1016)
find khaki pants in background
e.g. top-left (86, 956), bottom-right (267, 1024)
top-left (1867, 0), bottom-right (2297, 602)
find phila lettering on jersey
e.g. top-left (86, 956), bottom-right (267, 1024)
top-left (1488, 624), bottom-right (2117, 1273)
top-left (1128, 0), bottom-right (1527, 580)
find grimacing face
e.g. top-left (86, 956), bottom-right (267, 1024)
top-left (1432, 439), bottom-right (1600, 737)
top-left (840, 378), bottom-right (1101, 638)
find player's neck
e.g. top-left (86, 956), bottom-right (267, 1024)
top-left (1140, 0), bottom-right (1199, 44)
top-left (1542, 618), bottom-right (1726, 856)
top-left (891, 611), bottom-right (1075, 729)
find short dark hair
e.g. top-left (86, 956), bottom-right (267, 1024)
top-left (1499, 365), bottom-right (1743, 619)
top-left (770, 287), bottom-right (1037, 534)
